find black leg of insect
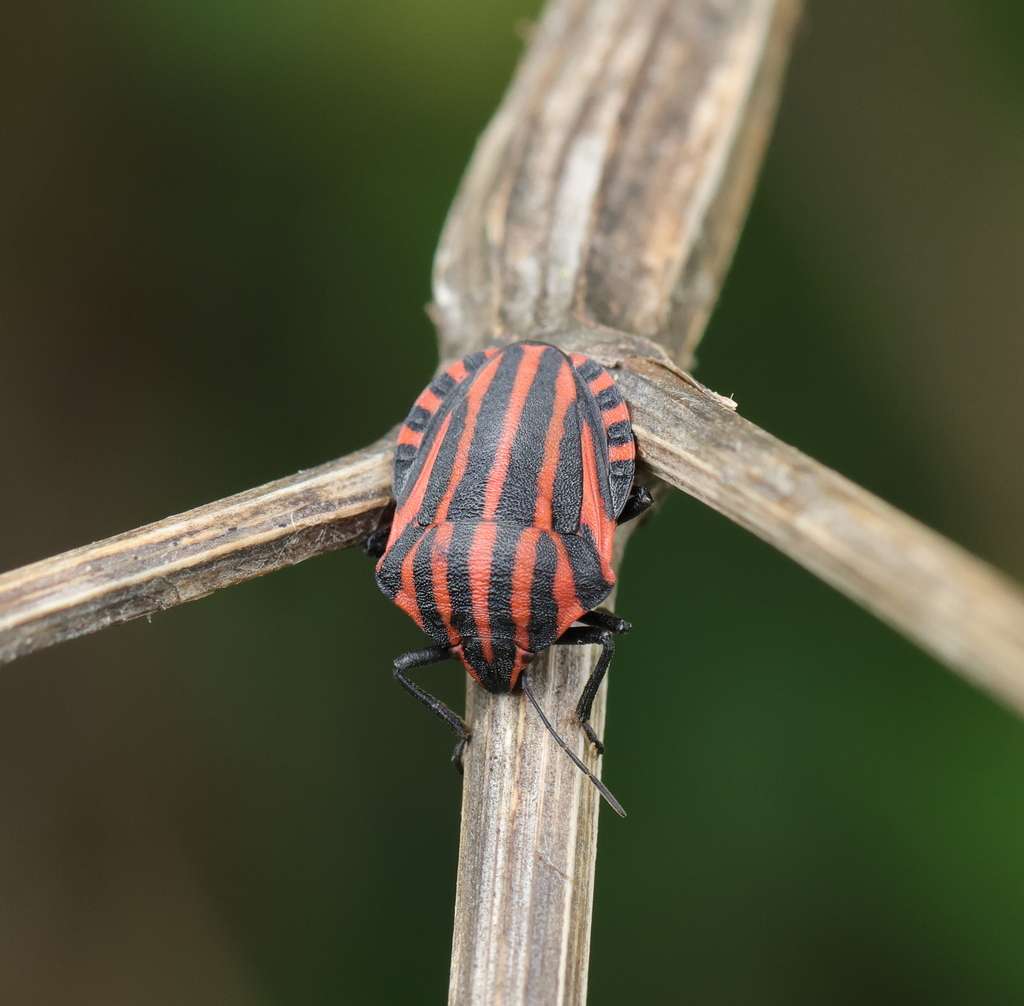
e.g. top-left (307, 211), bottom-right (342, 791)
top-left (363, 502), bottom-right (396, 559)
top-left (363, 528), bottom-right (390, 559)
top-left (555, 609), bottom-right (631, 755)
top-left (392, 645), bottom-right (472, 771)
top-left (617, 484), bottom-right (655, 525)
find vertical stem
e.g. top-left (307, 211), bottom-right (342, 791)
top-left (449, 525), bottom-right (638, 1006)
top-left (449, 640), bottom-right (608, 1006)
top-left (436, 0), bottom-right (802, 1000)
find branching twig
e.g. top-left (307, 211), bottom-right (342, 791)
top-left (1, 1), bottom-right (1024, 1005)
top-left (0, 436), bottom-right (393, 665)
top-left (619, 357), bottom-right (1024, 712)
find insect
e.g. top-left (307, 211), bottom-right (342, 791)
top-left (367, 341), bottom-right (652, 814)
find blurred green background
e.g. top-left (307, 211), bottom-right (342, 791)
top-left (3, 0), bottom-right (1024, 1002)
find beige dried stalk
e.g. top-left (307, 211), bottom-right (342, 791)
top-left (1, 1), bottom-right (1024, 1005)
top-left (435, 1), bottom-right (802, 1001)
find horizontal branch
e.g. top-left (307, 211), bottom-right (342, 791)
top-left (619, 356), bottom-right (1024, 714)
top-left (6, 358), bottom-right (1021, 717)
top-left (0, 436), bottom-right (393, 665)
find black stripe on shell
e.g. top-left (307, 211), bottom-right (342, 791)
top-left (462, 350), bottom-right (489, 373)
top-left (527, 532), bottom-right (561, 652)
top-left (608, 462), bottom-right (635, 519)
top-left (410, 526), bottom-right (449, 646)
top-left (562, 533), bottom-right (613, 614)
top-left (374, 522), bottom-right (425, 601)
top-left (494, 346), bottom-right (563, 526)
top-left (444, 521), bottom-right (479, 640)
top-left (445, 344), bottom-right (524, 521)
top-left (594, 385), bottom-right (622, 412)
top-left (551, 396), bottom-right (583, 533)
top-left (404, 404), bottom-right (432, 433)
top-left (459, 637), bottom-right (518, 694)
top-left (485, 523), bottom-right (523, 641)
top-left (392, 442), bottom-right (420, 499)
top-left (575, 358), bottom-right (604, 382)
top-left (606, 419), bottom-right (632, 447)
top-left (428, 371), bottom-right (457, 398)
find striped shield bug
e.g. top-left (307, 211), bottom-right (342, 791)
top-left (367, 341), bottom-right (652, 814)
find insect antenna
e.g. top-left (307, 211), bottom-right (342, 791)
top-left (520, 672), bottom-right (626, 818)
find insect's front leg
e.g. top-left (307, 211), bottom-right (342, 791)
top-left (616, 484), bottom-right (654, 525)
top-left (393, 646), bottom-right (472, 772)
top-left (578, 607), bottom-right (631, 635)
top-left (363, 502), bottom-right (395, 558)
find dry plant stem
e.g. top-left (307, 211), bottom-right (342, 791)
top-left (0, 437), bottom-right (393, 665)
top-left (5, 362), bottom-right (1023, 715)
top-left (619, 357), bottom-right (1024, 716)
top-left (436, 0), bottom-right (802, 1003)
top-left (450, 604), bottom-right (611, 1006)
top-left (433, 0), bottom-right (802, 369)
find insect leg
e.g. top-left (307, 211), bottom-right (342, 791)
top-left (553, 626), bottom-right (616, 755)
top-left (616, 484), bottom-right (654, 525)
top-left (393, 646), bottom-right (472, 772)
top-left (363, 502), bottom-right (395, 558)
top-left (363, 526), bottom-right (391, 559)
top-left (578, 607), bottom-right (631, 635)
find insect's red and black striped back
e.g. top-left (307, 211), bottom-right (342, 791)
top-left (569, 353), bottom-right (634, 518)
top-left (391, 347), bottom-right (500, 505)
top-left (377, 342), bottom-right (635, 692)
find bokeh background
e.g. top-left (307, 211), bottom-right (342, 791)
top-left (3, 0), bottom-right (1024, 1002)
